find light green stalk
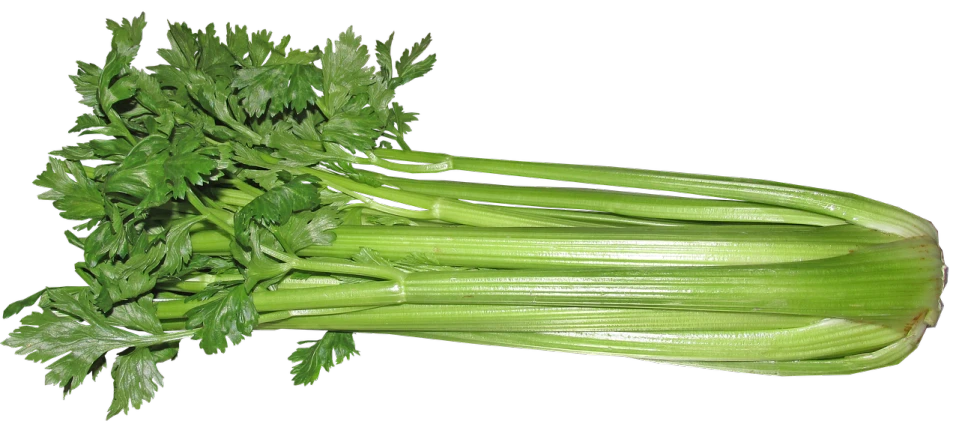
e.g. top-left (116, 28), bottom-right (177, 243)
top-left (294, 167), bottom-right (600, 227)
top-left (675, 321), bottom-right (927, 375)
top-left (156, 273), bottom-right (341, 293)
top-left (255, 305), bottom-right (822, 332)
top-left (376, 174), bottom-right (846, 226)
top-left (392, 318), bottom-right (905, 362)
top-left (157, 238), bottom-right (943, 321)
top-left (299, 224), bottom-right (901, 268)
top-left (191, 223), bottom-right (900, 269)
top-left (199, 185), bottom-right (702, 228)
top-left (366, 149), bottom-right (938, 239)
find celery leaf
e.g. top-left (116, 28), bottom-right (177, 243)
top-left (106, 347), bottom-right (165, 419)
top-left (273, 208), bottom-right (339, 253)
top-left (2, 290), bottom-right (172, 395)
top-left (233, 51), bottom-right (322, 116)
top-left (392, 33), bottom-right (435, 89)
top-left (318, 27), bottom-right (374, 116)
top-left (164, 133), bottom-right (219, 199)
top-left (185, 285), bottom-right (259, 354)
top-left (234, 179), bottom-right (321, 246)
top-left (34, 158), bottom-right (105, 221)
top-left (289, 332), bottom-right (359, 386)
top-left (157, 216), bottom-right (207, 276)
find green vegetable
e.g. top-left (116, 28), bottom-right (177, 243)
top-left (191, 223), bottom-right (902, 268)
top-left (359, 149), bottom-right (938, 238)
top-left (372, 173), bottom-right (849, 226)
top-left (2, 13), bottom-right (946, 419)
top-left (289, 331), bottom-right (359, 386)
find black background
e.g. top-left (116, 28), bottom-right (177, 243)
top-left (7, 6), bottom-right (953, 424)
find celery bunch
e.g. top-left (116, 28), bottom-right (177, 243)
top-left (2, 14), bottom-right (945, 419)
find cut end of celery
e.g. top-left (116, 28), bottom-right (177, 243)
top-left (924, 300), bottom-right (943, 327)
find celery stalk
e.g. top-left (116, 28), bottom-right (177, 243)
top-left (191, 224), bottom-right (901, 268)
top-left (675, 321), bottom-right (927, 375)
top-left (376, 174), bottom-right (846, 226)
top-left (392, 318), bottom-right (906, 362)
top-left (158, 237), bottom-right (943, 321)
top-left (368, 149), bottom-right (938, 238)
top-left (255, 305), bottom-right (822, 332)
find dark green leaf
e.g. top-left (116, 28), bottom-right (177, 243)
top-left (164, 131), bottom-right (217, 199)
top-left (289, 332), bottom-right (359, 386)
top-left (273, 208), bottom-right (339, 253)
top-left (273, 47), bottom-right (321, 65)
top-left (225, 24), bottom-right (250, 62)
top-left (106, 347), bottom-right (164, 419)
top-left (184, 255), bottom-right (238, 275)
top-left (180, 71), bottom-right (240, 134)
top-left (34, 158), bottom-right (105, 221)
top-left (90, 354), bottom-right (109, 382)
top-left (91, 244), bottom-right (165, 310)
top-left (232, 53), bottom-right (321, 116)
top-left (320, 108), bottom-right (382, 151)
top-left (108, 76), bottom-right (140, 112)
top-left (288, 111), bottom-right (323, 140)
top-left (197, 24), bottom-right (234, 78)
top-left (234, 179), bottom-right (320, 246)
top-left (104, 136), bottom-right (170, 200)
top-left (105, 13), bottom-right (146, 64)
top-left (249, 29), bottom-right (275, 67)
top-left (236, 169), bottom-right (284, 190)
top-left (318, 27), bottom-right (373, 115)
top-left (70, 61), bottom-right (102, 110)
top-left (393, 33), bottom-right (435, 88)
top-left (231, 143), bottom-right (277, 169)
top-left (157, 216), bottom-right (207, 276)
top-left (121, 175), bottom-right (175, 214)
top-left (151, 342), bottom-right (181, 364)
top-left (265, 129), bottom-right (328, 165)
top-left (387, 102), bottom-right (418, 150)
top-left (185, 285), bottom-right (258, 354)
top-left (100, 14), bottom-right (147, 109)
top-left (368, 80), bottom-right (395, 124)
top-left (375, 33), bottom-right (394, 81)
top-left (65, 230), bottom-right (86, 249)
top-left (3, 288), bottom-right (48, 319)
top-left (183, 281), bottom-right (241, 303)
top-left (234, 229), bottom-right (292, 286)
top-left (107, 295), bottom-right (164, 334)
top-left (2, 290), bottom-right (158, 394)
top-left (92, 139), bottom-right (136, 158)
top-left (51, 144), bottom-right (97, 161)
top-left (83, 215), bottom-right (126, 267)
top-left (67, 110), bottom-right (129, 139)
top-left (133, 68), bottom-right (171, 113)
top-left (158, 22), bottom-right (198, 70)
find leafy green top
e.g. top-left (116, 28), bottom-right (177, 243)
top-left (4, 13), bottom-right (435, 418)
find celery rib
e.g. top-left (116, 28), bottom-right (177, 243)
top-left (392, 318), bottom-right (905, 362)
top-left (296, 167), bottom-right (599, 227)
top-left (370, 149), bottom-right (937, 239)
top-left (676, 321), bottom-right (928, 375)
top-left (191, 224), bottom-right (902, 269)
top-left (159, 237), bottom-right (943, 321)
top-left (256, 305), bottom-right (822, 332)
top-left (377, 174), bottom-right (846, 226)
